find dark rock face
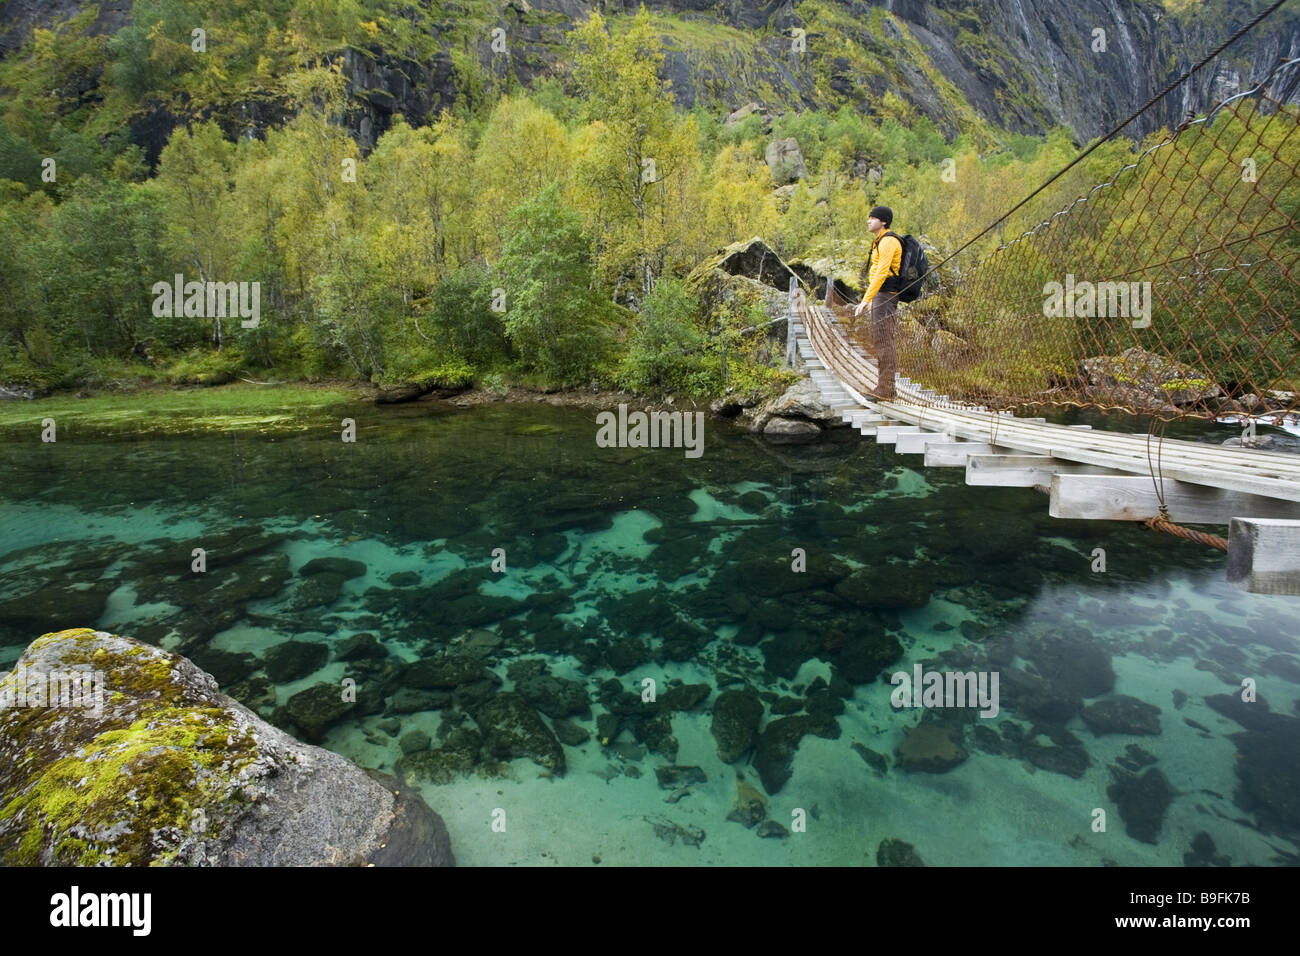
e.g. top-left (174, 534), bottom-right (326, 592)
top-left (1, 0), bottom-right (1296, 163)
top-left (336, 632), bottom-right (387, 661)
top-left (1108, 767), bottom-right (1173, 844)
top-left (835, 566), bottom-right (936, 610)
top-left (1210, 700), bottom-right (1300, 832)
top-left (0, 628), bottom-right (454, 866)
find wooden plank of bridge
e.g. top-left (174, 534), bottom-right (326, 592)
top-left (966, 455), bottom-right (1114, 487)
top-left (799, 299), bottom-right (1300, 503)
top-left (871, 403), bottom-right (1300, 502)
top-left (924, 442), bottom-right (1005, 467)
top-left (1049, 475), bottom-right (1300, 524)
top-left (875, 425), bottom-right (928, 444)
top-left (895, 431), bottom-right (940, 454)
top-left (1226, 518), bottom-right (1300, 595)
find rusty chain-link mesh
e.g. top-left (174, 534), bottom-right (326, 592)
top-left (868, 53), bottom-right (1300, 424)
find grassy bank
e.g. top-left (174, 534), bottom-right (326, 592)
top-left (0, 384), bottom-right (365, 437)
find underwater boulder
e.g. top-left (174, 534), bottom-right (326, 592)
top-left (0, 627), bottom-right (454, 866)
top-left (896, 720), bottom-right (968, 773)
top-left (282, 682), bottom-right (356, 743)
top-left (877, 838), bottom-right (927, 866)
top-left (469, 692), bottom-right (565, 773)
top-left (712, 689), bottom-right (764, 763)
top-left (1107, 766), bottom-right (1173, 844)
top-left (262, 639), bottom-right (329, 683)
top-left (1081, 695), bottom-right (1162, 736)
top-left (300, 557), bottom-right (367, 579)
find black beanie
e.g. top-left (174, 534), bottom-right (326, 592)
top-left (870, 205), bottom-right (893, 226)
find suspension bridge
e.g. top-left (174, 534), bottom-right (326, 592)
top-left (780, 31), bottom-right (1300, 595)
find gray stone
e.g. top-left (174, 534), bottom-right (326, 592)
top-left (765, 136), bottom-right (808, 184)
top-left (762, 417), bottom-right (821, 443)
top-left (0, 627), bottom-right (453, 866)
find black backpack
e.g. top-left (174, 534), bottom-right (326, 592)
top-left (874, 230), bottom-right (930, 303)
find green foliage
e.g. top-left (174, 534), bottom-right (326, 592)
top-left (617, 279), bottom-right (704, 394)
top-left (421, 266), bottom-right (509, 369)
top-left (498, 184), bottom-right (617, 384)
top-left (165, 348), bottom-right (245, 385)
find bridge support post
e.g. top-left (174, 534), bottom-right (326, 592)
top-left (1227, 518), bottom-right (1300, 596)
top-left (786, 276), bottom-right (798, 369)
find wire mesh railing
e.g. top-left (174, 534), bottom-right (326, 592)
top-left (892, 51), bottom-right (1300, 426)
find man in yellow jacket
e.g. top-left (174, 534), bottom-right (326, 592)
top-left (853, 205), bottom-right (902, 400)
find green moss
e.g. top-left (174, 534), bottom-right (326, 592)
top-left (0, 629), bottom-right (261, 866)
top-left (0, 384), bottom-right (361, 437)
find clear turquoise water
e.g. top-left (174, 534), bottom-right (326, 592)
top-left (2, 399), bottom-right (1298, 866)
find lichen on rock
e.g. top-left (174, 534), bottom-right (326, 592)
top-left (0, 627), bottom-right (453, 866)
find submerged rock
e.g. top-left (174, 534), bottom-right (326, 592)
top-left (711, 689), bottom-right (764, 763)
top-left (1081, 695), bottom-right (1162, 736)
top-left (896, 721), bottom-right (968, 773)
top-left (262, 639), bottom-right (329, 682)
top-left (282, 682), bottom-right (356, 743)
top-left (287, 571), bottom-right (346, 610)
top-left (754, 713), bottom-right (838, 794)
top-left (396, 728), bottom-right (482, 785)
top-left (1108, 766), bottom-right (1173, 844)
top-left (877, 838), bottom-right (926, 867)
top-left (762, 417), bottom-right (822, 444)
top-left (0, 628), bottom-right (454, 866)
top-left (655, 765), bottom-right (707, 789)
top-left (470, 693), bottom-right (565, 773)
top-left (336, 632), bottom-right (387, 662)
top-left (726, 777), bottom-right (768, 828)
top-left (1026, 631), bottom-right (1115, 699)
top-left (300, 557), bottom-right (367, 579)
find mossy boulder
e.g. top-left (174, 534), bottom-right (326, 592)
top-left (0, 628), bottom-right (454, 866)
